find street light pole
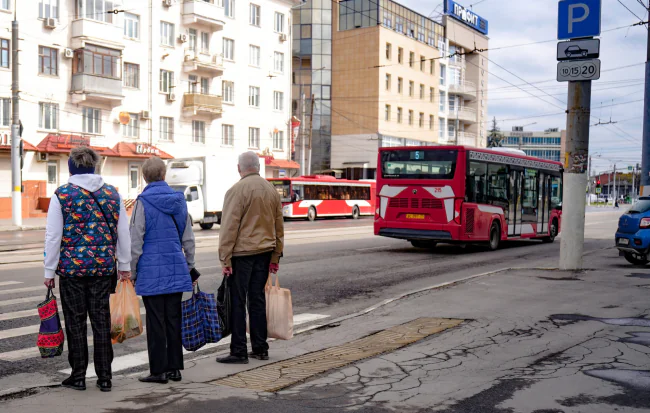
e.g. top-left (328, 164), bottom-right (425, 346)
top-left (10, 17), bottom-right (21, 227)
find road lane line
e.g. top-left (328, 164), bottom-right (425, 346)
top-left (0, 286), bottom-right (44, 295)
top-left (0, 296), bottom-right (45, 307)
top-left (0, 281), bottom-right (22, 287)
top-left (58, 313), bottom-right (330, 377)
top-left (0, 308), bottom-right (38, 321)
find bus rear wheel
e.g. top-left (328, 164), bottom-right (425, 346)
top-left (352, 206), bottom-right (360, 219)
top-left (488, 222), bottom-right (501, 251)
top-left (411, 240), bottom-right (437, 249)
top-left (543, 219), bottom-right (558, 243)
top-left (308, 207), bottom-right (317, 222)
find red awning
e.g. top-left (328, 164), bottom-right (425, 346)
top-left (36, 134), bottom-right (118, 157)
top-left (268, 159), bottom-right (300, 169)
top-left (112, 142), bottom-right (173, 160)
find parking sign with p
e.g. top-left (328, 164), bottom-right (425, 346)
top-left (557, 0), bottom-right (601, 40)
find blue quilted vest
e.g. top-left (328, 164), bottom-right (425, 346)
top-left (55, 183), bottom-right (121, 278)
top-left (135, 181), bottom-right (193, 296)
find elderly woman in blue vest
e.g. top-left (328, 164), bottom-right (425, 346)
top-left (130, 156), bottom-right (196, 384)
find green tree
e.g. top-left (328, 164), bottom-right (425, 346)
top-left (487, 117), bottom-right (504, 148)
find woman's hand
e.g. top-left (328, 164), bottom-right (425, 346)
top-left (118, 271), bottom-right (132, 280)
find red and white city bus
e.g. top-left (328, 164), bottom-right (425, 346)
top-left (374, 146), bottom-right (563, 249)
top-left (269, 176), bottom-right (376, 221)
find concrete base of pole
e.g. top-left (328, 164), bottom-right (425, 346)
top-left (559, 172), bottom-right (588, 270)
top-left (11, 191), bottom-right (21, 227)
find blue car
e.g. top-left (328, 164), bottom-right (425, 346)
top-left (616, 197), bottom-right (650, 265)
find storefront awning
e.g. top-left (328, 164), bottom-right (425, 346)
top-left (36, 134), bottom-right (118, 157)
top-left (112, 142), bottom-right (173, 160)
top-left (268, 159), bottom-right (301, 169)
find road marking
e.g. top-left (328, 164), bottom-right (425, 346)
top-left (0, 308), bottom-right (38, 321)
top-left (355, 246), bottom-right (391, 252)
top-left (0, 281), bottom-right (22, 287)
top-left (0, 296), bottom-right (45, 307)
top-left (59, 313), bottom-right (330, 377)
top-left (0, 286), bottom-right (44, 295)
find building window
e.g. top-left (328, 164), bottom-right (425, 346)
top-left (273, 91), bottom-right (284, 110)
top-left (385, 105), bottom-right (390, 121)
top-left (409, 52), bottom-right (414, 68)
top-left (439, 118), bottom-right (445, 139)
top-left (77, 0), bottom-right (113, 22)
top-left (201, 32), bottom-right (210, 54)
top-left (38, 46), bottom-right (58, 76)
top-left (385, 74), bottom-right (391, 91)
top-left (223, 80), bottom-right (234, 103)
top-left (419, 84), bottom-right (424, 99)
top-left (420, 56), bottom-right (425, 71)
top-left (39, 103), bottom-right (58, 130)
top-left (39, 0), bottom-right (58, 18)
top-left (274, 52), bottom-right (284, 73)
top-left (223, 38), bottom-right (235, 60)
top-left (160, 117), bottom-right (173, 141)
top-left (188, 28), bottom-right (198, 52)
top-left (1, 39), bottom-right (9, 68)
top-left (250, 4), bottom-right (261, 26)
top-left (409, 81), bottom-right (414, 97)
top-left (159, 70), bottom-right (174, 93)
top-left (249, 45), bottom-right (260, 66)
top-left (124, 63), bottom-right (139, 88)
top-left (222, 124), bottom-right (234, 145)
top-left (123, 113), bottom-right (139, 138)
top-left (397, 107), bottom-right (402, 123)
top-left (430, 87), bottom-right (434, 103)
top-left (440, 63), bottom-right (446, 86)
top-left (273, 130), bottom-right (284, 150)
top-left (274, 12), bottom-right (285, 33)
top-left (397, 77), bottom-right (403, 94)
top-left (386, 43), bottom-right (391, 60)
top-left (248, 127), bottom-right (260, 148)
top-left (192, 120), bottom-right (206, 144)
top-left (160, 22), bottom-right (174, 46)
top-left (201, 77), bottom-right (209, 94)
top-left (249, 86), bottom-right (260, 107)
top-left (73, 45), bottom-right (121, 78)
top-left (429, 115), bottom-right (434, 130)
top-left (225, 0), bottom-right (235, 18)
top-left (430, 60), bottom-right (434, 75)
top-left (0, 98), bottom-right (9, 126)
top-left (397, 47), bottom-right (403, 64)
top-left (439, 91), bottom-right (446, 112)
top-left (124, 13), bottom-right (139, 39)
top-left (419, 112), bottom-right (424, 128)
top-left (82, 107), bottom-right (101, 134)
top-left (408, 110), bottom-right (413, 125)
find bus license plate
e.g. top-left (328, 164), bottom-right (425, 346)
top-left (406, 214), bottom-right (425, 220)
top-left (619, 238), bottom-right (629, 246)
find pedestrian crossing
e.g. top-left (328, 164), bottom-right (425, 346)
top-left (0, 279), bottom-right (329, 379)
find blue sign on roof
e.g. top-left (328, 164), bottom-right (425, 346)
top-left (558, 0), bottom-right (601, 40)
top-left (445, 1), bottom-right (489, 35)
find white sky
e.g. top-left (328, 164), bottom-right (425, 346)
top-left (400, 0), bottom-right (647, 173)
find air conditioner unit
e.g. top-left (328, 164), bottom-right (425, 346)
top-left (141, 110), bottom-right (151, 119)
top-left (163, 0), bottom-right (173, 6)
top-left (63, 48), bottom-right (74, 59)
top-left (167, 92), bottom-right (176, 102)
top-left (179, 34), bottom-right (188, 43)
top-left (279, 33), bottom-right (287, 42)
top-left (36, 152), bottom-right (49, 162)
top-left (44, 18), bottom-right (57, 29)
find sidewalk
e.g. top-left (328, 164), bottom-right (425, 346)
top-left (0, 218), bottom-right (46, 232)
top-left (1, 248), bottom-right (648, 412)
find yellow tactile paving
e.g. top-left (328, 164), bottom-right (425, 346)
top-left (211, 317), bottom-right (464, 392)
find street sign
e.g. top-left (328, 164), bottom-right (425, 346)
top-left (557, 38), bottom-right (600, 61)
top-left (557, 59), bottom-right (600, 82)
top-left (558, 0), bottom-right (602, 40)
top-left (596, 187), bottom-right (602, 194)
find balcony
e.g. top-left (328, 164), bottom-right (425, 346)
top-left (70, 74), bottom-right (124, 107)
top-left (70, 18), bottom-right (125, 50)
top-left (446, 132), bottom-right (477, 146)
top-left (451, 107), bottom-right (477, 124)
top-left (183, 52), bottom-right (224, 76)
top-left (182, 1), bottom-right (226, 31)
top-left (448, 80), bottom-right (477, 99)
top-left (183, 93), bottom-right (223, 118)
top-left (448, 55), bottom-right (466, 69)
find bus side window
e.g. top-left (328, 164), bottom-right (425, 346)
top-left (467, 162), bottom-right (487, 203)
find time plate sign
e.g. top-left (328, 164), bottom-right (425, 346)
top-left (557, 59), bottom-right (600, 82)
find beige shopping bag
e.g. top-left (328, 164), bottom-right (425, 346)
top-left (265, 273), bottom-right (294, 340)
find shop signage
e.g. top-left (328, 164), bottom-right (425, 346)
top-left (135, 144), bottom-right (160, 155)
top-left (445, 1), bottom-right (488, 35)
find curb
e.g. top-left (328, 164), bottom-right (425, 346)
top-left (0, 226), bottom-right (46, 233)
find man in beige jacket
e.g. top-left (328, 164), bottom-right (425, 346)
top-left (218, 152), bottom-right (284, 364)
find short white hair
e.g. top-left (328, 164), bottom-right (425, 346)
top-left (238, 151), bottom-right (260, 173)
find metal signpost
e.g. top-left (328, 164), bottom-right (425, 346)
top-left (557, 0), bottom-right (601, 270)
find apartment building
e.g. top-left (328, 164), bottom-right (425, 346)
top-left (0, 0), bottom-right (296, 219)
top-left (329, 0), bottom-right (488, 179)
top-left (501, 127), bottom-right (566, 163)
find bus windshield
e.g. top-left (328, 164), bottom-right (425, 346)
top-left (269, 180), bottom-right (292, 203)
top-left (381, 150), bottom-right (458, 179)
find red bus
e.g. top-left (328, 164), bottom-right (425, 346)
top-left (269, 176), bottom-right (376, 221)
top-left (374, 146), bottom-right (563, 249)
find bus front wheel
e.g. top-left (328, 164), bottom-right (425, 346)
top-left (308, 207), bottom-right (317, 222)
top-left (352, 206), bottom-right (360, 219)
top-left (488, 222), bottom-right (501, 251)
top-left (543, 219), bottom-right (558, 243)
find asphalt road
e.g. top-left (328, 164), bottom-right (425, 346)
top-left (0, 211), bottom-right (623, 393)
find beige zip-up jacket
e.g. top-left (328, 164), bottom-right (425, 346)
top-left (219, 173), bottom-right (284, 268)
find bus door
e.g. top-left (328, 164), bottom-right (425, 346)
top-left (537, 172), bottom-right (551, 234)
top-left (508, 168), bottom-right (523, 236)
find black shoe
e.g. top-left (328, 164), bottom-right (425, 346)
top-left (249, 351), bottom-right (269, 361)
top-left (62, 376), bottom-right (86, 391)
top-left (96, 379), bottom-right (112, 392)
top-left (217, 354), bottom-right (249, 364)
top-left (166, 370), bottom-right (182, 382)
top-left (138, 374), bottom-right (169, 384)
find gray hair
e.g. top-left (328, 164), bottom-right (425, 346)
top-left (142, 157), bottom-right (166, 183)
top-left (238, 151), bottom-right (260, 173)
top-left (69, 146), bottom-right (100, 169)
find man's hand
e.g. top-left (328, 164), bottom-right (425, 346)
top-left (118, 270), bottom-right (132, 280)
top-left (44, 278), bottom-right (55, 289)
top-left (222, 266), bottom-right (233, 277)
top-left (269, 263), bottom-right (280, 274)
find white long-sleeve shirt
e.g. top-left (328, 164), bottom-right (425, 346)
top-left (44, 174), bottom-right (131, 279)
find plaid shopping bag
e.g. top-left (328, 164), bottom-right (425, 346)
top-left (37, 288), bottom-right (65, 358)
top-left (195, 285), bottom-right (222, 344)
top-left (181, 287), bottom-right (206, 352)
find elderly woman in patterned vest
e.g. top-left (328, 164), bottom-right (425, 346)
top-left (43, 147), bottom-right (132, 393)
top-left (130, 156), bottom-right (195, 384)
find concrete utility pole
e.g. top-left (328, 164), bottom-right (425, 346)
top-left (613, 164), bottom-right (617, 201)
top-left (587, 156), bottom-right (592, 205)
top-left (10, 18), bottom-right (21, 227)
top-left (559, 81), bottom-right (591, 270)
top-left (641, 1), bottom-right (650, 196)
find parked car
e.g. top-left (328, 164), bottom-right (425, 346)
top-left (615, 197), bottom-right (650, 265)
top-left (565, 45), bottom-right (588, 58)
